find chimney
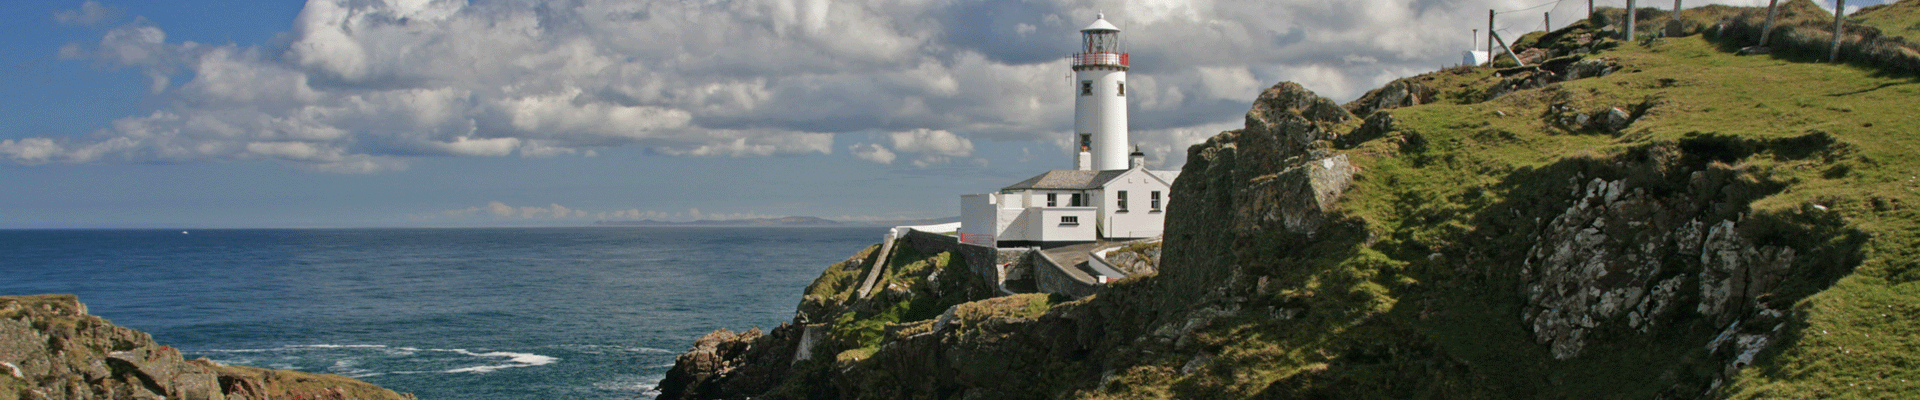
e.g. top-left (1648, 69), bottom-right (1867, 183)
top-left (1077, 146), bottom-right (1093, 171)
top-left (1128, 146), bottom-right (1146, 169)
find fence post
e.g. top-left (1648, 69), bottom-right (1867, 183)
top-left (1759, 0), bottom-right (1780, 46)
top-left (1830, 0), bottom-right (1846, 63)
top-left (1626, 0), bottom-right (1637, 41)
top-left (1668, 0), bottom-right (1684, 37)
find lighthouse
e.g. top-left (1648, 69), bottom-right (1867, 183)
top-left (1072, 14), bottom-right (1129, 171)
top-left (959, 13), bottom-right (1179, 250)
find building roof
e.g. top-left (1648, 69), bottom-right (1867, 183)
top-left (1002, 167), bottom-right (1179, 191)
top-left (1081, 15), bottom-right (1119, 32)
top-left (1003, 169), bottom-right (1127, 191)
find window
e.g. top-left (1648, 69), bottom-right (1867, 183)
top-left (1080, 80), bottom-right (1093, 96)
top-left (1151, 191), bottom-right (1162, 211)
top-left (1117, 190), bottom-right (1129, 212)
top-left (1060, 216), bottom-right (1079, 226)
top-left (1071, 193), bottom-right (1084, 207)
top-left (1117, 81), bottom-right (1125, 96)
top-left (1079, 134), bottom-right (1092, 151)
top-left (1047, 193), bottom-right (1058, 207)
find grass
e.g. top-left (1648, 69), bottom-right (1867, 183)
top-left (1855, 0), bottom-right (1920, 40)
top-left (773, 4), bottom-right (1920, 398)
top-left (803, 243), bottom-right (879, 300)
top-left (1320, 25), bottom-right (1920, 399)
top-left (1095, 16), bottom-right (1920, 399)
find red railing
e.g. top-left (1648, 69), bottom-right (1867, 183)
top-left (1071, 52), bottom-right (1129, 67)
top-left (959, 233), bottom-right (995, 246)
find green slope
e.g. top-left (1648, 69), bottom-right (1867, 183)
top-left (659, 3), bottom-right (1920, 399)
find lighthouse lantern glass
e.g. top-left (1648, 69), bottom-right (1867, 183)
top-left (1084, 31), bottom-right (1119, 54)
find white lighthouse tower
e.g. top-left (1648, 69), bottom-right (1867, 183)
top-left (958, 13), bottom-right (1179, 250)
top-left (1072, 14), bottom-right (1129, 171)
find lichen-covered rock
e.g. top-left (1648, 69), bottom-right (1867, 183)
top-left (0, 295), bottom-right (413, 400)
top-left (1520, 157), bottom-right (1807, 361)
top-left (1602, 107), bottom-right (1635, 132)
top-left (1566, 58), bottom-right (1617, 80)
top-left (1345, 79), bottom-right (1435, 117)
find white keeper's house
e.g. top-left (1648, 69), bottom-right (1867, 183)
top-left (959, 15), bottom-right (1179, 248)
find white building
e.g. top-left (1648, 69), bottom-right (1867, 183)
top-left (959, 15), bottom-right (1180, 248)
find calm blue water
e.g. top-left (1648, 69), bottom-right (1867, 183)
top-left (0, 227), bottom-right (879, 399)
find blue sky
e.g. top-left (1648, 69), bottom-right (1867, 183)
top-left (1, 0), bottom-right (1884, 228)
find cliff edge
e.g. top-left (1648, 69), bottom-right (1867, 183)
top-left (0, 294), bottom-right (413, 400)
top-left (660, 2), bottom-right (1920, 398)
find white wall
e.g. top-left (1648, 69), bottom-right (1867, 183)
top-left (1098, 169), bottom-right (1172, 239)
top-left (959, 194), bottom-right (998, 244)
top-left (1030, 207), bottom-right (1098, 243)
top-left (1074, 68), bottom-right (1129, 171)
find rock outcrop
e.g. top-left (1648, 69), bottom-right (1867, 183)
top-left (658, 7), bottom-right (1905, 396)
top-left (0, 295), bottom-right (413, 400)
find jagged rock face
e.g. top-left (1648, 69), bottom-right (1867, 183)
top-left (1346, 80), bottom-right (1435, 117)
top-left (1520, 160), bottom-right (1799, 360)
top-left (1166, 82), bottom-right (1359, 294)
top-left (1104, 244), bottom-right (1160, 276)
top-left (656, 327), bottom-right (778, 400)
top-left (0, 295), bottom-right (413, 400)
top-left (1487, 57), bottom-right (1619, 100)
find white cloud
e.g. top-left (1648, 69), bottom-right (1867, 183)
top-left (849, 128), bottom-right (974, 167)
top-left (22, 0), bottom-right (1826, 173)
top-left (849, 143), bottom-right (897, 164)
top-left (0, 138), bottom-right (63, 165)
top-left (53, 1), bottom-right (120, 27)
top-left (888, 129), bottom-right (973, 157)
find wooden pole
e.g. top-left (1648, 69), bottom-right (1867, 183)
top-left (1491, 31), bottom-right (1528, 67)
top-left (1489, 9), bottom-right (1497, 57)
top-left (1547, 12), bottom-right (1552, 32)
top-left (1589, 0), bottom-right (1595, 19)
top-left (1830, 0), bottom-right (1847, 63)
top-left (1759, 0), bottom-right (1780, 46)
top-left (1626, 0), bottom-right (1637, 41)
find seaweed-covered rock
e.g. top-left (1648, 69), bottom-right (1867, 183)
top-left (0, 295), bottom-right (413, 400)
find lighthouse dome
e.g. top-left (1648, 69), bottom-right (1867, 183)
top-left (1081, 14), bottom-right (1119, 32)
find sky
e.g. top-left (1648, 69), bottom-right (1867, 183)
top-left (0, 0), bottom-right (1885, 228)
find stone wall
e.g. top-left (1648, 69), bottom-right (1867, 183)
top-left (901, 230), bottom-right (1003, 292)
top-left (1029, 250), bottom-right (1099, 299)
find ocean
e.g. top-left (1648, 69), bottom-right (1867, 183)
top-left (0, 227), bottom-right (880, 399)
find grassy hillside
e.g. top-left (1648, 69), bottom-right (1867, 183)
top-left (1355, 32), bottom-right (1916, 400)
top-left (1091, 4), bottom-right (1920, 398)
top-left (659, 2), bottom-right (1920, 399)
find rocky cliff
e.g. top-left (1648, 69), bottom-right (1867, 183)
top-left (0, 295), bottom-right (413, 400)
top-left (658, 3), bottom-right (1920, 398)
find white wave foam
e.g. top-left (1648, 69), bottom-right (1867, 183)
top-left (443, 349), bottom-right (558, 373)
top-left (193, 344), bottom-right (559, 374)
top-left (552, 344), bottom-right (675, 354)
top-left (195, 344), bottom-right (392, 353)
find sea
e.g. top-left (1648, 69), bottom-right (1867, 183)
top-left (0, 227), bottom-right (881, 399)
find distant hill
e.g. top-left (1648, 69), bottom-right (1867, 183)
top-left (593, 216), bottom-right (960, 227)
top-left (594, 216), bottom-right (842, 227)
